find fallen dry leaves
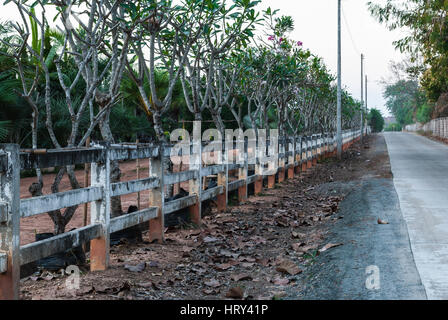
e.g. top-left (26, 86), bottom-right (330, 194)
top-left (377, 218), bottom-right (389, 225)
top-left (319, 243), bottom-right (343, 253)
top-left (20, 138), bottom-right (374, 300)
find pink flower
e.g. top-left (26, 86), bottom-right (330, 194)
top-left (297, 41), bottom-right (303, 46)
top-left (268, 35), bottom-right (275, 41)
top-left (279, 38), bottom-right (284, 42)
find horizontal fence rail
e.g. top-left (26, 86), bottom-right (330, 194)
top-left (405, 117), bottom-right (448, 139)
top-left (0, 129), bottom-right (363, 299)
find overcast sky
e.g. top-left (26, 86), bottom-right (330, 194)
top-left (258, 0), bottom-right (408, 117)
top-left (0, 0), bottom-right (408, 117)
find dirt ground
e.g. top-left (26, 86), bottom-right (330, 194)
top-left (19, 135), bottom-right (383, 300)
top-left (418, 131), bottom-right (448, 146)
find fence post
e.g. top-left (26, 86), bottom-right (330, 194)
top-left (189, 122), bottom-right (202, 225)
top-left (294, 136), bottom-right (301, 175)
top-left (333, 133), bottom-right (337, 156)
top-left (217, 139), bottom-right (227, 212)
top-left (90, 145), bottom-right (111, 271)
top-left (267, 137), bottom-right (276, 189)
top-left (149, 145), bottom-right (165, 243)
top-left (278, 137), bottom-right (285, 183)
top-left (238, 139), bottom-right (248, 203)
top-left (301, 136), bottom-right (307, 172)
top-left (312, 135), bottom-right (317, 166)
top-left (0, 144), bottom-right (20, 300)
top-left (307, 136), bottom-right (313, 169)
top-left (316, 134), bottom-right (321, 161)
top-left (288, 137), bottom-right (295, 179)
top-left (254, 136), bottom-right (263, 195)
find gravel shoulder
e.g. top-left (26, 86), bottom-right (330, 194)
top-left (289, 134), bottom-right (427, 300)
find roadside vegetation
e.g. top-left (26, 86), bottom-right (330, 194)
top-left (368, 108), bottom-right (385, 133)
top-left (0, 0), bottom-right (364, 234)
top-left (369, 0), bottom-right (448, 126)
top-left (384, 123), bottom-right (402, 132)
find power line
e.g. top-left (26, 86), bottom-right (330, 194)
top-left (341, 6), bottom-right (360, 56)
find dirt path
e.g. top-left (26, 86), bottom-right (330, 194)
top-left (20, 135), bottom-right (405, 300)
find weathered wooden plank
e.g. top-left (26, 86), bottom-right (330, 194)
top-left (0, 202), bottom-right (7, 223)
top-left (228, 163), bottom-right (242, 171)
top-left (111, 177), bottom-right (159, 197)
top-left (201, 186), bottom-right (224, 201)
top-left (110, 207), bottom-right (158, 233)
top-left (20, 186), bottom-right (103, 218)
top-left (20, 148), bottom-right (104, 170)
top-left (0, 253), bottom-right (6, 273)
top-left (20, 224), bottom-right (101, 265)
top-left (164, 170), bottom-right (197, 185)
top-left (228, 179), bottom-right (245, 192)
top-left (247, 175), bottom-right (259, 184)
top-left (164, 195), bottom-right (197, 215)
top-left (201, 165), bottom-right (225, 177)
top-left (110, 145), bottom-right (159, 161)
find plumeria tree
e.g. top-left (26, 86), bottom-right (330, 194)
top-left (179, 0), bottom-right (261, 130)
top-left (1, 0), bottom-right (133, 232)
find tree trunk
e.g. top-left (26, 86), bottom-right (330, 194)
top-left (211, 111), bottom-right (225, 137)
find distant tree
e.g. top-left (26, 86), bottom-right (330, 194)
top-left (368, 0), bottom-right (448, 102)
top-left (385, 123), bottom-right (402, 132)
top-left (381, 61), bottom-right (430, 126)
top-left (368, 109), bottom-right (385, 133)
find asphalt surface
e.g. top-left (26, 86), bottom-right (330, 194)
top-left (289, 134), bottom-right (427, 300)
top-left (384, 132), bottom-right (448, 300)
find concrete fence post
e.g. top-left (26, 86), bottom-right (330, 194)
top-left (189, 123), bottom-right (202, 225)
top-left (278, 138), bottom-right (285, 183)
top-left (254, 136), bottom-right (263, 195)
top-left (294, 136), bottom-right (301, 175)
top-left (238, 139), bottom-right (248, 203)
top-left (312, 135), bottom-right (318, 166)
top-left (443, 118), bottom-right (448, 138)
top-left (90, 145), bottom-right (111, 271)
top-left (288, 137), bottom-right (295, 179)
top-left (0, 144), bottom-right (20, 300)
top-left (217, 139), bottom-right (227, 212)
top-left (267, 137), bottom-right (276, 189)
top-left (149, 145), bottom-right (165, 243)
top-left (317, 134), bottom-right (322, 161)
top-left (307, 136), bottom-right (312, 169)
top-left (301, 136), bottom-right (307, 172)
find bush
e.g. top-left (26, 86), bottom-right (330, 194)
top-left (416, 104), bottom-right (433, 124)
top-left (368, 108), bottom-right (385, 133)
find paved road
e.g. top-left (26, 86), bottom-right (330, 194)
top-left (291, 134), bottom-right (426, 300)
top-left (384, 132), bottom-right (448, 299)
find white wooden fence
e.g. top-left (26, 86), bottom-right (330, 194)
top-left (0, 129), bottom-right (362, 299)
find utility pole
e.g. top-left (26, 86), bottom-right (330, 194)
top-left (365, 74), bottom-right (368, 135)
top-left (360, 54), bottom-right (364, 143)
top-left (337, 0), bottom-right (342, 159)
